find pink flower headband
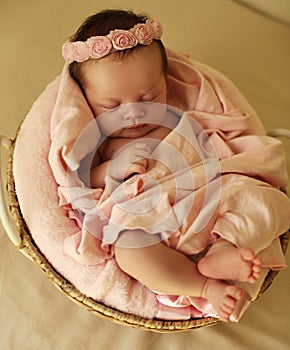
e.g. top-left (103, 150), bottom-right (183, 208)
top-left (62, 18), bottom-right (163, 64)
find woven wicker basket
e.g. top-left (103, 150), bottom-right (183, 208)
top-left (4, 135), bottom-right (290, 332)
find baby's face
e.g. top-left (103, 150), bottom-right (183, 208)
top-left (82, 43), bottom-right (167, 138)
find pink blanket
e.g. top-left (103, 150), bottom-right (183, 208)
top-left (45, 48), bottom-right (290, 319)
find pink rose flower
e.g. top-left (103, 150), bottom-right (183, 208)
top-left (110, 30), bottom-right (138, 50)
top-left (87, 36), bottom-right (112, 59)
top-left (131, 23), bottom-right (154, 45)
top-left (62, 42), bottom-right (76, 64)
top-left (73, 41), bottom-right (91, 62)
top-left (147, 19), bottom-right (163, 39)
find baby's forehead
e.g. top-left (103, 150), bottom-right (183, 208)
top-left (83, 45), bottom-right (164, 91)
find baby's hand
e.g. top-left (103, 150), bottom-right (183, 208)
top-left (109, 143), bottom-right (151, 180)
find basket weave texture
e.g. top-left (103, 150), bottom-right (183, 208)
top-left (6, 136), bottom-right (289, 332)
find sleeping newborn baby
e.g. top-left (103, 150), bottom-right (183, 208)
top-left (60, 9), bottom-right (290, 322)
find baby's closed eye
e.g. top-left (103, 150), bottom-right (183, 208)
top-left (100, 102), bottom-right (121, 110)
top-left (141, 93), bottom-right (159, 102)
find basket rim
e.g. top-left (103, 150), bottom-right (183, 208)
top-left (6, 131), bottom-right (290, 332)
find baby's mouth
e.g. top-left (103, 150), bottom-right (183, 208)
top-left (126, 123), bottom-right (146, 130)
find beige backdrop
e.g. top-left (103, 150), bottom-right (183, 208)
top-left (0, 1), bottom-right (289, 349)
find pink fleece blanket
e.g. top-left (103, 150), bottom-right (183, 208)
top-left (14, 48), bottom-right (290, 320)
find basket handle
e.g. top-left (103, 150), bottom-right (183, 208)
top-left (0, 135), bottom-right (22, 246)
top-left (267, 128), bottom-right (290, 139)
top-left (267, 128), bottom-right (290, 196)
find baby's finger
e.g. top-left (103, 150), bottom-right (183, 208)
top-left (133, 157), bottom-right (148, 169)
top-left (124, 163), bottom-right (146, 179)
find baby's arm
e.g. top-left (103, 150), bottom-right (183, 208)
top-left (87, 151), bottom-right (108, 188)
top-left (90, 160), bottom-right (110, 188)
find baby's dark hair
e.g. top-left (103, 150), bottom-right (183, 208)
top-left (69, 9), bottom-right (168, 86)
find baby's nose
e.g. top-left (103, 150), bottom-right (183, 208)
top-left (123, 104), bottom-right (145, 121)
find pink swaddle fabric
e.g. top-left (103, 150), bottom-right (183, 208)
top-left (44, 48), bottom-right (290, 319)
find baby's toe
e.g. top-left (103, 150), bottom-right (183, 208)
top-left (220, 302), bottom-right (234, 314)
top-left (240, 247), bottom-right (255, 261)
top-left (226, 285), bottom-right (244, 300)
top-left (218, 310), bottom-right (231, 322)
top-left (253, 256), bottom-right (262, 265)
top-left (248, 276), bottom-right (257, 284)
top-left (253, 264), bottom-right (261, 273)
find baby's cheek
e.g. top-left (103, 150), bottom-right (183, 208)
top-left (96, 108), bottom-right (125, 136)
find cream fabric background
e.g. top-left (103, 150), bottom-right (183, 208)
top-left (237, 0), bottom-right (290, 25)
top-left (0, 0), bottom-right (289, 349)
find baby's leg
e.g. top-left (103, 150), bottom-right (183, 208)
top-left (114, 230), bottom-right (249, 322)
top-left (198, 238), bottom-right (262, 283)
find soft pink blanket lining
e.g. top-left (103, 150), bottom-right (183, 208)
top-left (13, 48), bottom-right (290, 320)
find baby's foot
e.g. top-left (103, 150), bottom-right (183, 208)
top-left (202, 279), bottom-right (251, 322)
top-left (198, 246), bottom-right (262, 283)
